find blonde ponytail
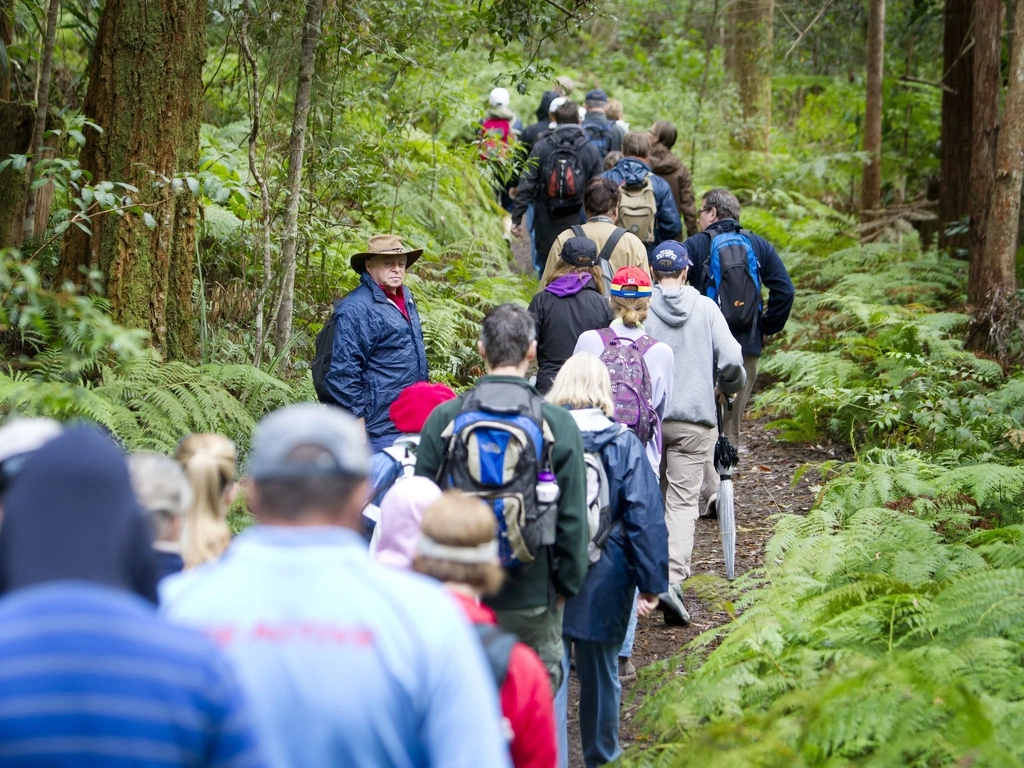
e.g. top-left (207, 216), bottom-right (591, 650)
top-left (175, 433), bottom-right (236, 568)
top-left (610, 296), bottom-right (650, 327)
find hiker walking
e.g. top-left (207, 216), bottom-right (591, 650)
top-left (511, 101), bottom-right (604, 275)
top-left (603, 132), bottom-right (682, 258)
top-left (314, 234), bottom-right (429, 452)
top-left (0, 428), bottom-right (265, 767)
top-left (416, 303), bottom-right (590, 692)
top-left (176, 434), bottom-right (237, 569)
top-left (414, 492), bottom-right (559, 768)
top-left (529, 236), bottom-right (613, 394)
top-left (648, 121), bottom-right (698, 238)
top-left (546, 352), bottom-right (668, 768)
top-left (540, 177), bottom-right (650, 292)
top-left (480, 87), bottom-right (522, 214)
top-left (581, 89), bottom-right (626, 158)
top-left (682, 189), bottom-right (794, 451)
top-left (574, 266), bottom-right (673, 475)
top-left (128, 453), bottom-right (192, 579)
top-left (643, 241), bottom-right (746, 621)
top-left (163, 404), bottom-right (511, 768)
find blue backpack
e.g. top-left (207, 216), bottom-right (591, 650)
top-left (582, 121), bottom-right (613, 158)
top-left (438, 380), bottom-right (557, 568)
top-left (703, 229), bottom-right (762, 343)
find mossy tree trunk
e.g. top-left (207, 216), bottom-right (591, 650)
top-left (58, 0), bottom-right (205, 360)
top-left (729, 0), bottom-right (772, 152)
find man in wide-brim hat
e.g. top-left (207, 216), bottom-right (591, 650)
top-left (322, 234), bottom-right (429, 452)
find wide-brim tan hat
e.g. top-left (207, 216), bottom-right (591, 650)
top-left (350, 234), bottom-right (423, 273)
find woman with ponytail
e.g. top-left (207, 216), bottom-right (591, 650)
top-left (175, 434), bottom-right (237, 569)
top-left (574, 265), bottom-right (673, 474)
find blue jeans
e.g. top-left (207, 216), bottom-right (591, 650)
top-left (525, 204), bottom-right (540, 275)
top-left (619, 590), bottom-right (639, 658)
top-left (555, 647), bottom-right (569, 768)
top-left (563, 637), bottom-right (622, 768)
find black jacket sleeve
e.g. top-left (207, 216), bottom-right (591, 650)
top-left (511, 146), bottom-right (545, 223)
top-left (751, 234), bottom-right (794, 337)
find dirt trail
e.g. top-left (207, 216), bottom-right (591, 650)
top-left (565, 415), bottom-right (846, 766)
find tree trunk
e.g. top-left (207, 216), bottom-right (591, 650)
top-left (968, 0), bottom-right (1001, 302)
top-left (860, 0), bottom-right (885, 223)
top-left (0, 102), bottom-right (34, 248)
top-left (58, 0), bottom-right (206, 360)
top-left (937, 0), bottom-right (974, 252)
top-left (728, 0), bottom-right (772, 152)
top-left (272, 0), bottom-right (324, 365)
top-left (975, 0), bottom-right (1024, 308)
top-left (21, 0), bottom-right (60, 242)
top-left (0, 0), bottom-right (13, 101)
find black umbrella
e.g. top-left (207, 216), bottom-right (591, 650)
top-left (715, 401), bottom-right (739, 580)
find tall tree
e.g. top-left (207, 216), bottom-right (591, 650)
top-left (968, 0), bottom-right (1001, 301)
top-left (58, 0), bottom-right (206, 360)
top-left (272, 0), bottom-right (324, 365)
top-left (975, 0), bottom-right (1024, 308)
top-left (0, 0), bottom-right (12, 100)
top-left (860, 0), bottom-right (885, 222)
top-left (937, 0), bottom-right (973, 252)
top-left (22, 0), bottom-right (60, 242)
top-left (729, 0), bottom-right (773, 152)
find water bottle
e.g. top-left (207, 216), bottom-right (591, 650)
top-left (535, 471), bottom-right (560, 505)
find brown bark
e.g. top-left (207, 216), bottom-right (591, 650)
top-left (0, 0), bottom-right (12, 101)
top-left (975, 0), bottom-right (1024, 308)
top-left (0, 102), bottom-right (33, 248)
top-left (22, 0), bottom-right (61, 242)
top-left (860, 0), bottom-right (885, 223)
top-left (58, 0), bottom-right (206, 360)
top-left (937, 0), bottom-right (973, 252)
top-left (272, 0), bottom-right (324, 365)
top-left (968, 0), bottom-right (1002, 300)
top-left (728, 0), bottom-right (772, 152)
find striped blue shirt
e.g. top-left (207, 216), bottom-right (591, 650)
top-left (0, 581), bottom-right (265, 767)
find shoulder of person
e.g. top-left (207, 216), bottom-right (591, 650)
top-left (540, 399), bottom-right (581, 437)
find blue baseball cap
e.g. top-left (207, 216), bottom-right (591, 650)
top-left (585, 89), bottom-right (608, 103)
top-left (651, 241), bottom-right (693, 273)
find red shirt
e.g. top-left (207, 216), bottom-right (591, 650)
top-left (381, 285), bottom-right (409, 320)
top-left (451, 593), bottom-right (558, 768)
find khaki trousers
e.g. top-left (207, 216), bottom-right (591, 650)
top-left (660, 421), bottom-right (714, 585)
top-left (721, 354), bottom-right (759, 449)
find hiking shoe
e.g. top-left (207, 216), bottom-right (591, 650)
top-left (658, 584), bottom-right (691, 626)
top-left (618, 657), bottom-right (637, 684)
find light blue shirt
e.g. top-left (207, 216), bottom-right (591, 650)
top-left (161, 526), bottom-right (512, 768)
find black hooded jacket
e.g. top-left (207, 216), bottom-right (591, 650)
top-left (0, 427), bottom-right (159, 603)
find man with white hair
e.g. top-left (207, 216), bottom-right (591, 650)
top-left (128, 453), bottom-right (193, 579)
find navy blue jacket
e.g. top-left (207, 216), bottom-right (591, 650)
top-left (325, 272), bottom-right (428, 448)
top-left (562, 416), bottom-right (669, 644)
top-left (603, 158), bottom-right (682, 257)
top-left (682, 218), bottom-right (795, 357)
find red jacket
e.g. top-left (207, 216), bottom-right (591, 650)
top-left (452, 593), bottom-right (557, 768)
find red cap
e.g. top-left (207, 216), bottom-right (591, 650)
top-left (610, 265), bottom-right (653, 297)
top-left (389, 382), bottom-right (457, 434)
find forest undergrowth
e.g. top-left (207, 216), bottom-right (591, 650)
top-left (622, 194), bottom-right (1024, 767)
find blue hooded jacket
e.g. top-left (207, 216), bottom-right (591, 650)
top-left (325, 271), bottom-right (429, 450)
top-left (603, 158), bottom-right (682, 256)
top-left (562, 410), bottom-right (669, 644)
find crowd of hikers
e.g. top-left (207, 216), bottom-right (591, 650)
top-left (0, 82), bottom-right (794, 768)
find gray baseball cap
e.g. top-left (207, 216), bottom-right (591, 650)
top-left (248, 404), bottom-right (371, 481)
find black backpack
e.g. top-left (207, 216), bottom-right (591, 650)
top-left (543, 132), bottom-right (589, 214)
top-left (702, 229), bottom-right (762, 344)
top-left (311, 300), bottom-right (343, 403)
top-left (474, 623), bottom-right (518, 688)
top-left (437, 380), bottom-right (557, 568)
top-left (581, 121), bottom-right (613, 158)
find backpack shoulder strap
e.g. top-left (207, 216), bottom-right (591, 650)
top-left (596, 326), bottom-right (618, 347)
top-left (474, 623), bottom-right (518, 688)
top-left (597, 227), bottom-right (627, 264)
top-left (632, 333), bottom-right (659, 356)
top-left (571, 225), bottom-right (586, 238)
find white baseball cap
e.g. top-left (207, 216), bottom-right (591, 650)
top-left (489, 87), bottom-right (511, 108)
top-left (548, 96), bottom-right (568, 115)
